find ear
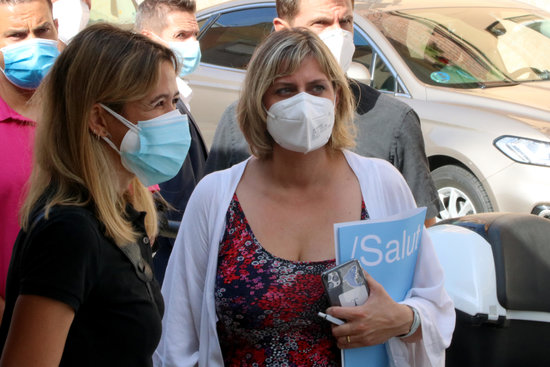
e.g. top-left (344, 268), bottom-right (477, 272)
top-left (88, 103), bottom-right (109, 138)
top-left (273, 17), bottom-right (291, 31)
top-left (140, 29), bottom-right (152, 38)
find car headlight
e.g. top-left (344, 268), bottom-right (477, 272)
top-left (494, 136), bottom-right (550, 167)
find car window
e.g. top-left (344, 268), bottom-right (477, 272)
top-left (368, 11), bottom-right (512, 88)
top-left (365, 8), bottom-right (550, 88)
top-left (198, 18), bottom-right (208, 31)
top-left (198, 6), bottom-right (277, 69)
top-left (353, 27), bottom-right (396, 92)
top-left (353, 30), bottom-right (374, 71)
top-left (372, 53), bottom-right (396, 91)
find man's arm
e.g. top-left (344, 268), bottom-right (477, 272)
top-left (350, 82), bottom-right (440, 225)
top-left (395, 110), bottom-right (441, 225)
top-left (204, 101), bottom-right (251, 174)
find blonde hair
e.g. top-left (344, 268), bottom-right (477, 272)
top-left (238, 27), bottom-right (356, 159)
top-left (20, 23), bottom-right (178, 246)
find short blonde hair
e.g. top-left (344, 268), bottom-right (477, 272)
top-left (238, 27), bottom-right (356, 159)
top-left (21, 23), bottom-right (177, 246)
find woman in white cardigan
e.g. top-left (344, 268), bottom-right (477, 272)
top-left (155, 28), bottom-right (455, 367)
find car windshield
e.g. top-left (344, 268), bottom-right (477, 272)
top-left (364, 7), bottom-right (550, 88)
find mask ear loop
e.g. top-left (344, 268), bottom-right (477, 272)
top-left (99, 103), bottom-right (140, 133)
top-left (101, 133), bottom-right (120, 154)
top-left (263, 104), bottom-right (274, 119)
top-left (97, 104), bottom-right (133, 154)
top-left (89, 126), bottom-right (118, 153)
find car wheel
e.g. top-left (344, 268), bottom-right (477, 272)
top-left (432, 165), bottom-right (493, 220)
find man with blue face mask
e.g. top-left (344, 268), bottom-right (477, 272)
top-left (0, 0), bottom-right (59, 320)
top-left (136, 0), bottom-right (201, 110)
top-left (135, 0), bottom-right (208, 285)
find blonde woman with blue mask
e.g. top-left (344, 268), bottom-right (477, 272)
top-left (0, 23), bottom-right (191, 367)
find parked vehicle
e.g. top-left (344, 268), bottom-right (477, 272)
top-left (89, 0), bottom-right (550, 221)
top-left (429, 213), bottom-right (550, 366)
top-left (189, 0), bottom-right (550, 220)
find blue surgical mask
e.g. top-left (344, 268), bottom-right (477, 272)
top-left (168, 39), bottom-right (201, 77)
top-left (100, 104), bottom-right (191, 186)
top-left (0, 38), bottom-right (60, 89)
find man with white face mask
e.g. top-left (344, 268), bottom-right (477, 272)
top-left (0, 0), bottom-right (60, 320)
top-left (135, 0), bottom-right (208, 285)
top-left (206, 0), bottom-right (441, 226)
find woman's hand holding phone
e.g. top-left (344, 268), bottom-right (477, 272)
top-left (326, 271), bottom-right (416, 349)
top-left (321, 259), bottom-right (369, 307)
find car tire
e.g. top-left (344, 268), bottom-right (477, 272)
top-left (432, 165), bottom-right (493, 220)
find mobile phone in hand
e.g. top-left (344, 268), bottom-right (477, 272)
top-left (321, 259), bottom-right (369, 307)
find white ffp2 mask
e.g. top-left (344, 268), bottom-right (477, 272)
top-left (266, 92), bottom-right (335, 154)
top-left (319, 28), bottom-right (356, 72)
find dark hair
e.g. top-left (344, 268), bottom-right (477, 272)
top-left (276, 0), bottom-right (354, 21)
top-left (135, 0), bottom-right (196, 33)
top-left (0, 0), bottom-right (52, 9)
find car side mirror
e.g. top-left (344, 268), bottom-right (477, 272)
top-left (346, 62), bottom-right (371, 84)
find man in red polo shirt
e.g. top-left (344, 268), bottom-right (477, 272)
top-left (0, 0), bottom-right (59, 318)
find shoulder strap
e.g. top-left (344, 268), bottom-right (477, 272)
top-left (118, 241), bottom-right (155, 302)
top-left (118, 242), bottom-right (153, 283)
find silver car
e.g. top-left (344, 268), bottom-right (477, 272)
top-left (188, 0), bottom-right (550, 220)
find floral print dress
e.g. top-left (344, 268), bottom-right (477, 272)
top-left (215, 194), bottom-right (368, 366)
